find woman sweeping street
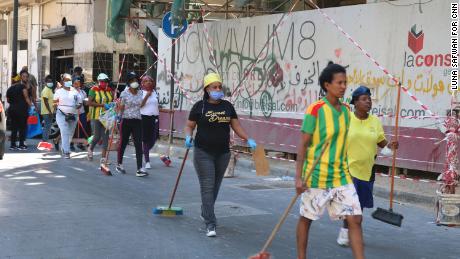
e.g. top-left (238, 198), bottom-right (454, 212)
top-left (116, 72), bottom-right (147, 177)
top-left (184, 72), bottom-right (257, 237)
top-left (53, 73), bottom-right (83, 158)
top-left (140, 75), bottom-right (172, 169)
top-left (87, 73), bottom-right (114, 164)
top-left (336, 85), bottom-right (398, 246)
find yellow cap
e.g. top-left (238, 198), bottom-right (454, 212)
top-left (203, 72), bottom-right (222, 87)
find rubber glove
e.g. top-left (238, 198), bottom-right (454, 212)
top-left (28, 106), bottom-right (35, 115)
top-left (247, 138), bottom-right (257, 150)
top-left (185, 135), bottom-right (194, 148)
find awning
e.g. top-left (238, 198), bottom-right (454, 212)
top-left (42, 25), bottom-right (77, 39)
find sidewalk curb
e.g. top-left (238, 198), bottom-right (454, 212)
top-left (154, 142), bottom-right (436, 208)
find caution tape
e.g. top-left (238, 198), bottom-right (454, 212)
top-left (131, 22), bottom-right (196, 105)
top-left (200, 9), bottom-right (219, 71)
top-left (307, 0), bottom-right (438, 119)
top-left (239, 117), bottom-right (301, 128)
top-left (375, 172), bottom-right (441, 184)
top-left (230, 0), bottom-right (301, 98)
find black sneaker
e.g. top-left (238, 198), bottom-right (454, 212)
top-left (9, 146), bottom-right (18, 151)
top-left (116, 165), bottom-right (126, 174)
top-left (136, 169), bottom-right (148, 177)
top-left (77, 143), bottom-right (86, 151)
top-left (64, 153), bottom-right (71, 159)
top-left (206, 225), bottom-right (216, 237)
top-left (70, 144), bottom-right (76, 152)
top-left (18, 145), bottom-right (28, 151)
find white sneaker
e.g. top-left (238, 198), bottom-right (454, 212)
top-left (337, 227), bottom-right (349, 246)
top-left (206, 225), bottom-right (216, 237)
top-left (145, 162), bottom-right (151, 169)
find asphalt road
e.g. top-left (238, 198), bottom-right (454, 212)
top-left (0, 142), bottom-right (459, 259)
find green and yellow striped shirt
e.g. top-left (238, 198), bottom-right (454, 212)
top-left (301, 98), bottom-right (352, 189)
top-left (88, 86), bottom-right (113, 120)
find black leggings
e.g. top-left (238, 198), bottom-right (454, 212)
top-left (9, 111), bottom-right (27, 146)
top-left (117, 118), bottom-right (142, 170)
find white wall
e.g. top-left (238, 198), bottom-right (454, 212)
top-left (157, 0), bottom-right (455, 129)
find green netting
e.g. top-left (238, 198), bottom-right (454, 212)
top-left (106, 0), bottom-right (132, 43)
top-left (171, 0), bottom-right (187, 25)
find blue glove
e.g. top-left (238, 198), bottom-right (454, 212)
top-left (104, 104), bottom-right (111, 110)
top-left (247, 138), bottom-right (257, 150)
top-left (28, 106), bottom-right (35, 116)
top-left (185, 135), bottom-right (194, 148)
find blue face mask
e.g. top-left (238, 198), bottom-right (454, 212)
top-left (209, 90), bottom-right (224, 100)
top-left (46, 82), bottom-right (53, 88)
top-left (64, 81), bottom-right (72, 88)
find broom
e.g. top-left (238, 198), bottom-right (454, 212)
top-left (249, 142), bottom-right (329, 259)
top-left (160, 109), bottom-right (174, 166)
top-left (371, 83), bottom-right (404, 227)
top-left (153, 147), bottom-right (190, 216)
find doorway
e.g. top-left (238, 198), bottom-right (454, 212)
top-left (50, 49), bottom-right (74, 83)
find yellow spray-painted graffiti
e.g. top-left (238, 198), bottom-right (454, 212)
top-left (347, 69), bottom-right (453, 99)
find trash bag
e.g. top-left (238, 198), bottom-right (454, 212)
top-left (27, 111), bottom-right (43, 138)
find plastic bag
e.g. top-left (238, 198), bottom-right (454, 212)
top-left (27, 111), bottom-right (43, 138)
top-left (99, 107), bottom-right (117, 131)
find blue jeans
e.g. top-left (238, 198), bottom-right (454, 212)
top-left (193, 147), bottom-right (231, 227)
top-left (56, 111), bottom-right (77, 154)
top-left (42, 114), bottom-right (53, 141)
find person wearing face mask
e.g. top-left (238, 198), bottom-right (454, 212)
top-left (87, 73), bottom-right (114, 163)
top-left (116, 72), bottom-right (148, 177)
top-left (184, 72), bottom-right (257, 237)
top-left (53, 73), bottom-right (83, 159)
top-left (336, 86), bottom-right (398, 247)
top-left (70, 76), bottom-right (89, 151)
top-left (40, 75), bottom-right (55, 142)
top-left (6, 69), bottom-right (32, 150)
top-left (139, 75), bottom-right (173, 169)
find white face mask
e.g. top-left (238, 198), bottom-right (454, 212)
top-left (130, 82), bottom-right (139, 89)
top-left (64, 81), bottom-right (72, 88)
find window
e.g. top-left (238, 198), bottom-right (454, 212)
top-left (118, 54), bottom-right (147, 83)
top-left (19, 40), bottom-right (28, 50)
top-left (93, 52), bottom-right (113, 81)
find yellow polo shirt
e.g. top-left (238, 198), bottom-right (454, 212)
top-left (347, 113), bottom-right (386, 181)
top-left (41, 87), bottom-right (55, 115)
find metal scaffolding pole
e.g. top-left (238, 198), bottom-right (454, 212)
top-left (12, 0), bottom-right (18, 75)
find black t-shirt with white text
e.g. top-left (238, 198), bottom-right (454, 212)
top-left (188, 100), bottom-right (238, 154)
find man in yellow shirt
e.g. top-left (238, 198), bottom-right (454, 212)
top-left (40, 75), bottom-right (55, 141)
top-left (337, 86), bottom-right (398, 246)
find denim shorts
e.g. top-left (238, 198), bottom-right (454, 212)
top-left (352, 177), bottom-right (374, 209)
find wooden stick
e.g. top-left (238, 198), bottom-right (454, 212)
top-left (168, 148), bottom-right (190, 208)
top-left (389, 83), bottom-right (402, 210)
top-left (260, 142), bottom-right (329, 253)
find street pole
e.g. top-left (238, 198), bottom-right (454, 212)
top-left (168, 40), bottom-right (175, 149)
top-left (12, 0), bottom-right (19, 75)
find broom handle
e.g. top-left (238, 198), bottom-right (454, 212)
top-left (260, 142), bottom-right (329, 253)
top-left (389, 83), bottom-right (402, 210)
top-left (167, 109), bottom-right (175, 157)
top-left (168, 148), bottom-right (190, 208)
